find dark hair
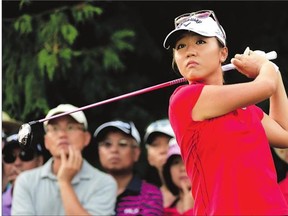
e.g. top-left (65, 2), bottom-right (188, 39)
top-left (163, 155), bottom-right (181, 196)
top-left (144, 164), bottom-right (162, 187)
top-left (146, 132), bottom-right (172, 145)
top-left (96, 127), bottom-right (136, 145)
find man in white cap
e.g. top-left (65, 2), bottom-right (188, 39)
top-left (94, 120), bottom-right (163, 215)
top-left (143, 119), bottom-right (176, 208)
top-left (12, 104), bottom-right (117, 215)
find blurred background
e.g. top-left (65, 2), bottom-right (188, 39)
top-left (2, 1), bottom-right (288, 166)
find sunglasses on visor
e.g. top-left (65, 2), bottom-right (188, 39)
top-left (3, 149), bottom-right (36, 163)
top-left (174, 10), bottom-right (226, 39)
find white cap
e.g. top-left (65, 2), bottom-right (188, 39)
top-left (94, 120), bottom-right (141, 145)
top-left (163, 13), bottom-right (226, 49)
top-left (43, 104), bottom-right (88, 130)
top-left (144, 119), bottom-right (175, 144)
top-left (167, 138), bottom-right (181, 159)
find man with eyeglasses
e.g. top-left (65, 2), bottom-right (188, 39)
top-left (94, 120), bottom-right (163, 215)
top-left (2, 133), bottom-right (44, 216)
top-left (12, 104), bottom-right (117, 215)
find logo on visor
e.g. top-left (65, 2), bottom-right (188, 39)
top-left (180, 17), bottom-right (202, 28)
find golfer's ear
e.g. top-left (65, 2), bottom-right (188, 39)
top-left (220, 47), bottom-right (228, 63)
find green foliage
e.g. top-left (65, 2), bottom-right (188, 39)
top-left (59, 48), bottom-right (73, 62)
top-left (72, 3), bottom-right (103, 23)
top-left (61, 24), bottom-right (78, 45)
top-left (14, 14), bottom-right (32, 34)
top-left (38, 49), bottom-right (58, 80)
top-left (111, 30), bottom-right (135, 51)
top-left (2, 1), bottom-right (135, 122)
top-left (23, 73), bottom-right (49, 118)
top-left (101, 30), bottom-right (135, 70)
top-left (103, 48), bottom-right (124, 70)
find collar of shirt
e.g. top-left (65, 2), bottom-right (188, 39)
top-left (118, 175), bottom-right (142, 198)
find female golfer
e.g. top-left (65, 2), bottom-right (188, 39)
top-left (164, 10), bottom-right (288, 215)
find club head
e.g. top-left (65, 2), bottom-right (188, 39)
top-left (18, 123), bottom-right (33, 149)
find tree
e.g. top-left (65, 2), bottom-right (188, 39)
top-left (2, 1), bottom-right (137, 122)
top-left (2, 1), bottom-right (168, 166)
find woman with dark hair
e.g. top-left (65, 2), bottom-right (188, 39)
top-left (163, 138), bottom-right (194, 215)
top-left (164, 9), bottom-right (288, 215)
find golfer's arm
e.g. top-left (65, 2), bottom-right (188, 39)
top-left (263, 71), bottom-right (288, 148)
top-left (269, 72), bottom-right (288, 130)
top-left (193, 62), bottom-right (277, 121)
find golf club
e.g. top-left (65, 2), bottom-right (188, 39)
top-left (18, 50), bottom-right (277, 148)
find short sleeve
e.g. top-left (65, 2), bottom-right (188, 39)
top-left (252, 105), bottom-right (264, 120)
top-left (169, 83), bottom-right (205, 140)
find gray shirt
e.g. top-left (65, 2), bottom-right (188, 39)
top-left (12, 158), bottom-right (117, 215)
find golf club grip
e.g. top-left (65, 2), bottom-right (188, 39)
top-left (222, 51), bottom-right (277, 71)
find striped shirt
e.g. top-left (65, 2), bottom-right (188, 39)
top-left (116, 175), bottom-right (163, 215)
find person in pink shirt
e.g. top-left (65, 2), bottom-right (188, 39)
top-left (163, 138), bottom-right (194, 215)
top-left (163, 9), bottom-right (288, 215)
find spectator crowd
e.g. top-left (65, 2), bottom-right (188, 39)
top-left (2, 106), bottom-right (193, 215)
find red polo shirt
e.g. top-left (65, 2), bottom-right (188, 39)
top-left (169, 83), bottom-right (288, 215)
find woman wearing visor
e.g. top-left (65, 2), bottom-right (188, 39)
top-left (164, 10), bottom-right (288, 215)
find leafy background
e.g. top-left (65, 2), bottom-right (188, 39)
top-left (3, 1), bottom-right (288, 170)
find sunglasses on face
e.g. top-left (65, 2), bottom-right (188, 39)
top-left (3, 149), bottom-right (36, 164)
top-left (174, 10), bottom-right (226, 39)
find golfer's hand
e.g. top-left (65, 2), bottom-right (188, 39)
top-left (231, 47), bottom-right (271, 78)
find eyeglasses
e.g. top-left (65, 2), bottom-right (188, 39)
top-left (3, 150), bottom-right (35, 164)
top-left (99, 139), bottom-right (136, 149)
top-left (174, 10), bottom-right (226, 40)
top-left (46, 124), bottom-right (85, 134)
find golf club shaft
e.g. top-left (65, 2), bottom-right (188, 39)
top-left (33, 50), bottom-right (277, 124)
top-left (36, 77), bottom-right (186, 124)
